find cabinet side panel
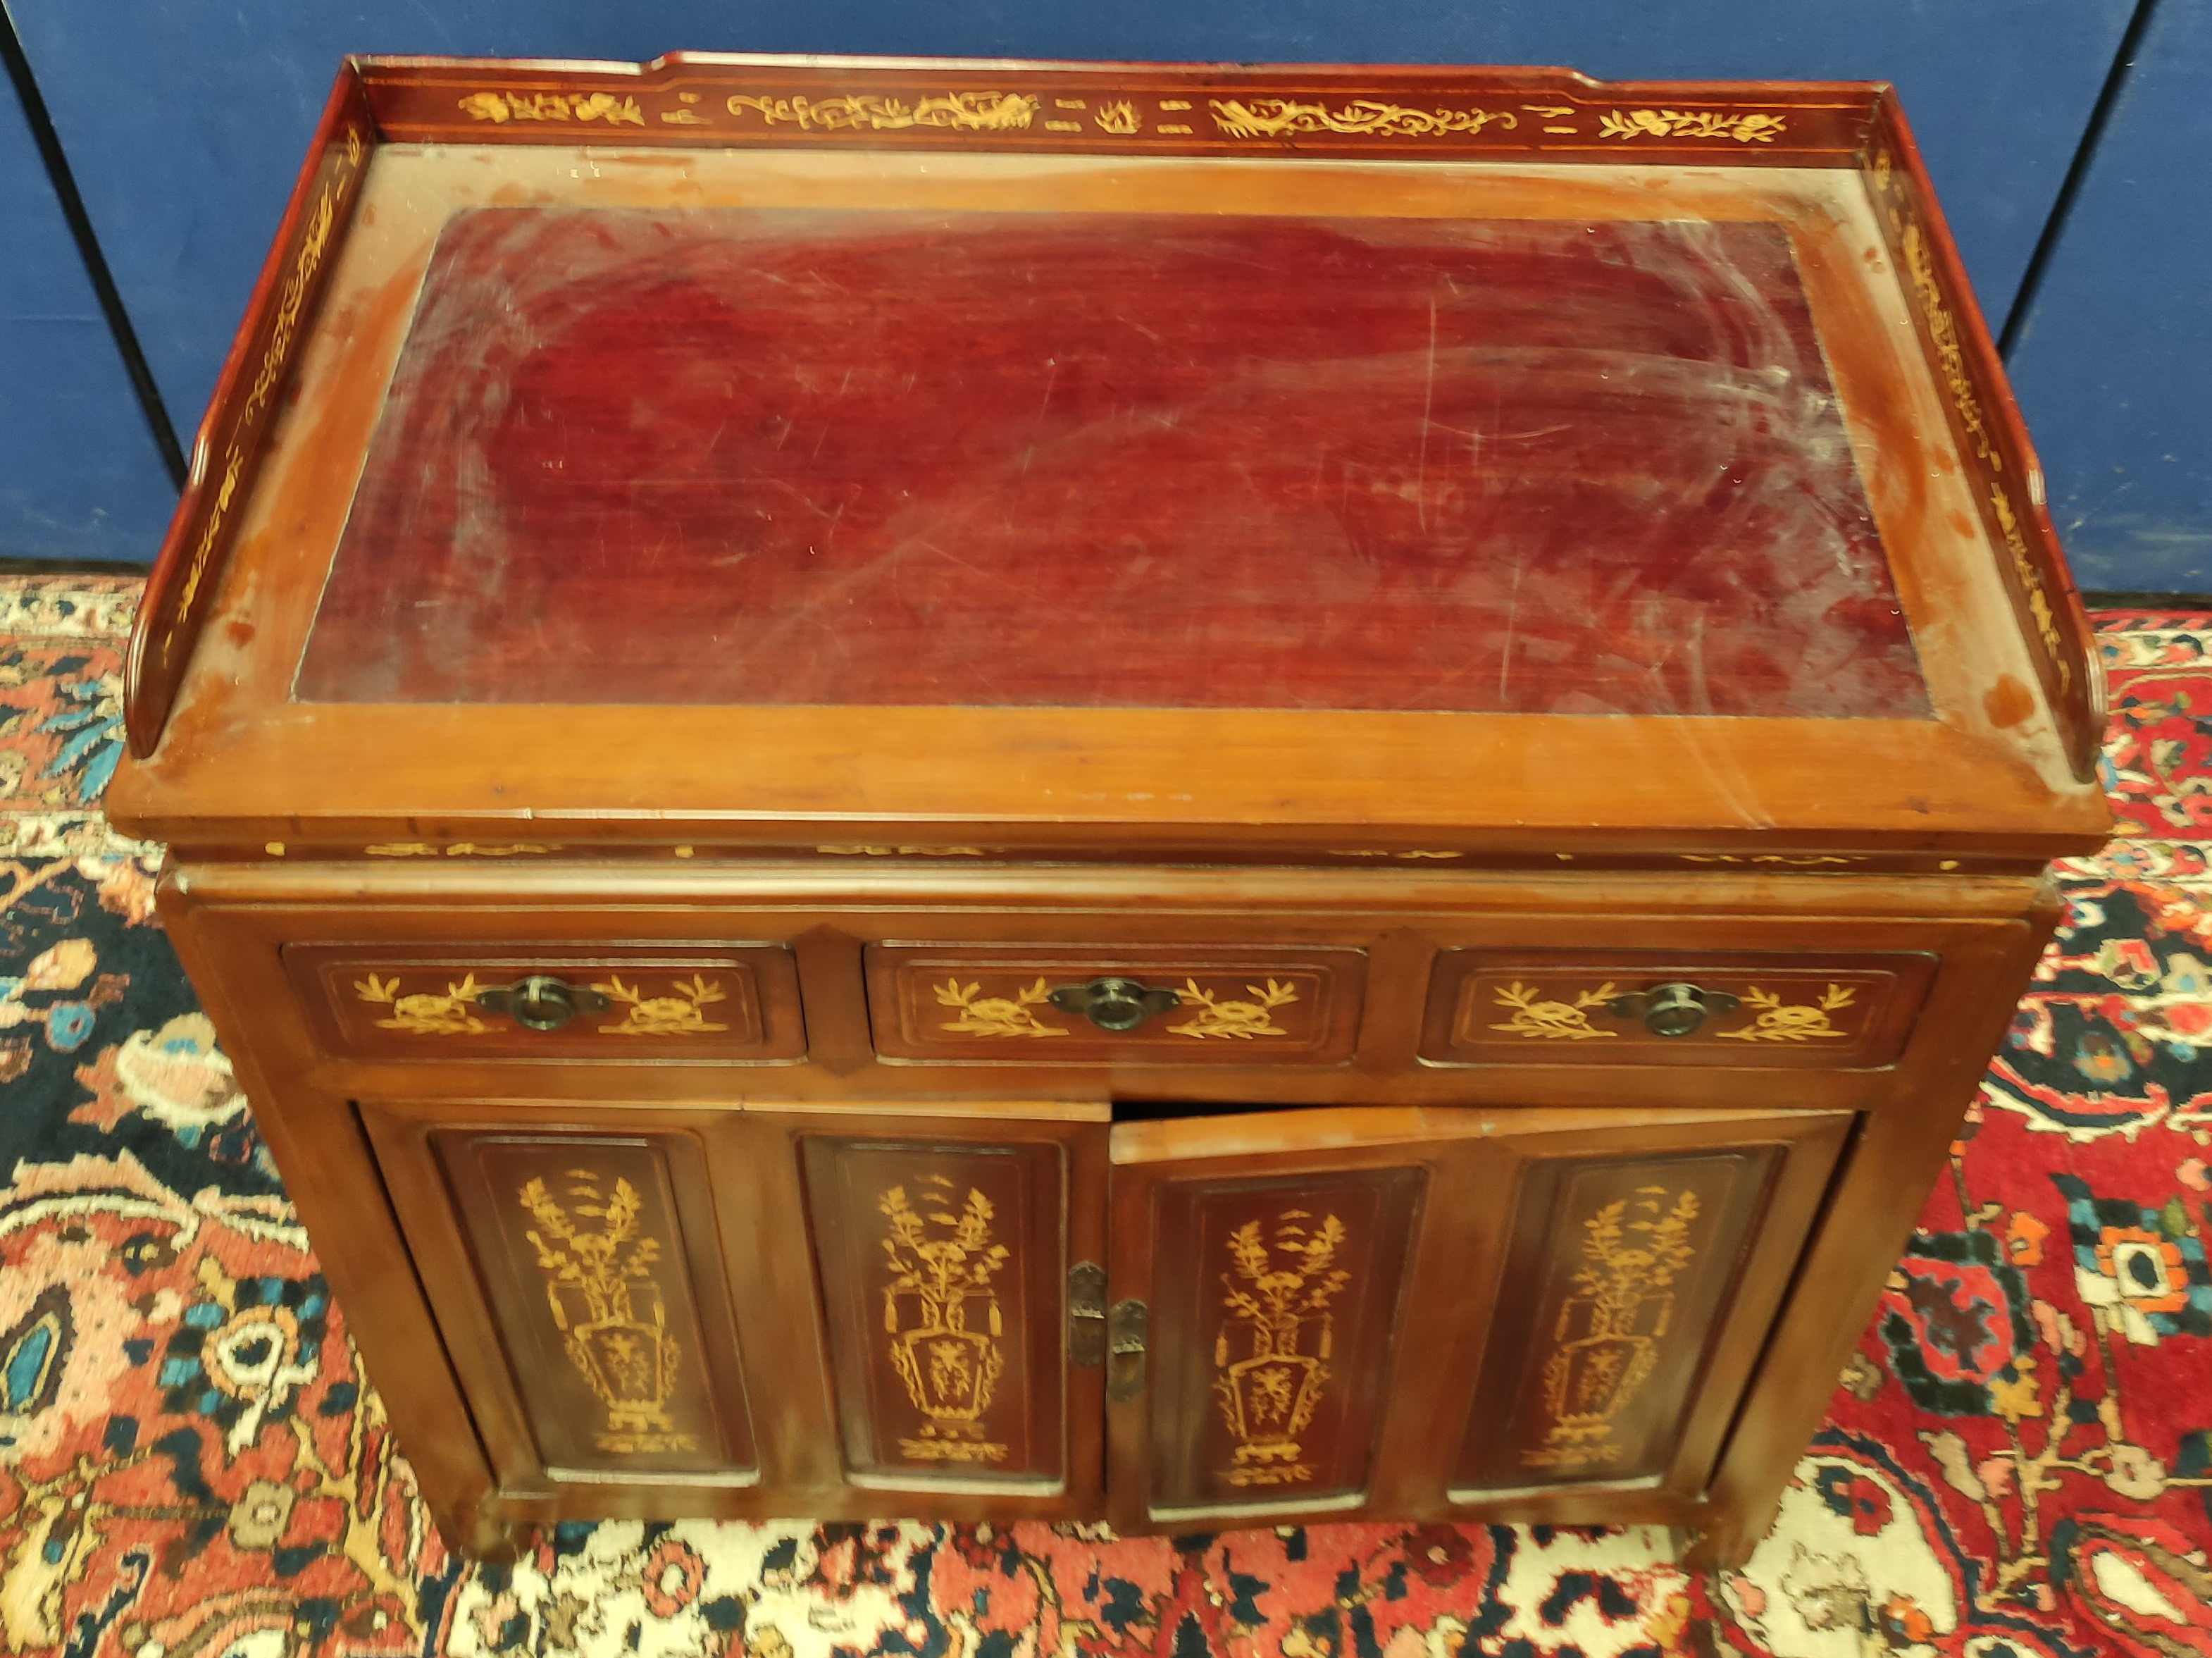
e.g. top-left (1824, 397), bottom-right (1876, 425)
top-left (436, 1130), bottom-right (759, 1479)
top-left (799, 1136), bottom-right (1065, 1486)
top-left (1455, 1149), bottom-right (1779, 1493)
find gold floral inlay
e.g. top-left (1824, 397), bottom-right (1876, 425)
top-left (1596, 108), bottom-right (1786, 144)
top-left (458, 90), bottom-right (644, 126)
top-left (936, 977), bottom-right (1067, 1039)
top-left (592, 974), bottom-right (730, 1037)
top-left (354, 972), bottom-right (489, 1037)
top-left (1491, 981), bottom-right (1620, 1041)
top-left (363, 842), bottom-right (556, 858)
top-left (169, 123), bottom-right (365, 659)
top-left (519, 1170), bottom-right (696, 1455)
top-left (1210, 98), bottom-right (1514, 140)
top-left (1678, 853), bottom-right (1862, 867)
top-left (1988, 483), bottom-right (2072, 689)
top-left (1095, 100), bottom-right (1140, 135)
top-left (1214, 1209), bottom-right (1351, 1486)
top-left (726, 91), bottom-right (1037, 132)
top-left (1169, 979), bottom-right (1298, 1039)
top-left (1901, 223), bottom-right (1996, 468)
top-left (1526, 1186), bottom-right (1701, 1470)
top-left (881, 1177), bottom-right (1010, 1464)
top-left (1715, 984), bottom-right (1856, 1043)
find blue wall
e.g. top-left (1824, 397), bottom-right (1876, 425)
top-left (4, 1), bottom-right (2202, 590)
top-left (0, 51), bottom-right (175, 560)
top-left (2008, 0), bottom-right (2212, 594)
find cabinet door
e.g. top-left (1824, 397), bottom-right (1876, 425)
top-left (1105, 1106), bottom-right (1846, 1529)
top-left (361, 1102), bottom-right (764, 1504)
top-left (364, 1097), bottom-right (1108, 1522)
top-left (756, 1101), bottom-right (1109, 1514)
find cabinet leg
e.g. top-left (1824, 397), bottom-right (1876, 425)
top-left (1679, 1514), bottom-right (1766, 1573)
top-left (430, 1500), bottom-right (530, 1564)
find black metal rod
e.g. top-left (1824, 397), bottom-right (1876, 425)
top-left (0, 0), bottom-right (186, 487)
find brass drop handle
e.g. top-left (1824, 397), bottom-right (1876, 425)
top-left (1048, 977), bottom-right (1181, 1032)
top-left (1606, 982), bottom-right (1739, 1038)
top-left (1106, 1298), bottom-right (1149, 1403)
top-left (474, 975), bottom-right (612, 1032)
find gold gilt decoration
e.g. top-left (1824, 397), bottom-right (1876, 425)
top-left (1210, 98), bottom-right (1515, 140)
top-left (936, 977), bottom-right (1068, 1039)
top-left (1095, 99), bottom-right (1141, 135)
top-left (1170, 978), bottom-right (1298, 1039)
top-left (458, 90), bottom-right (645, 126)
top-left (1901, 223), bottom-right (1996, 468)
top-left (362, 842), bottom-right (557, 858)
top-left (1715, 984), bottom-right (1857, 1043)
top-left (1678, 853), bottom-right (1861, 867)
top-left (1987, 483), bottom-right (2073, 689)
top-left (1525, 1186), bottom-right (1702, 1469)
top-left (592, 974), bottom-right (731, 1037)
top-left (1213, 1209), bottom-right (1351, 1486)
top-left (880, 1178), bottom-right (1011, 1464)
top-left (1491, 981), bottom-right (1621, 1041)
top-left (1596, 108), bottom-right (1787, 144)
top-left (726, 91), bottom-right (1038, 132)
top-left (169, 123), bottom-right (366, 656)
top-left (518, 1170), bottom-right (697, 1454)
top-left (354, 972), bottom-right (490, 1037)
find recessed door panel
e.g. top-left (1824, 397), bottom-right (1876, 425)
top-left (433, 1130), bottom-right (757, 1481)
top-left (801, 1134), bottom-right (1068, 1485)
top-left (1149, 1168), bottom-right (1421, 1510)
top-left (1453, 1149), bottom-right (1779, 1492)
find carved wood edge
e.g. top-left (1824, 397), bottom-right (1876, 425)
top-left (1861, 94), bottom-right (2106, 785)
top-left (123, 65), bottom-right (379, 758)
top-left (352, 52), bottom-right (1880, 161)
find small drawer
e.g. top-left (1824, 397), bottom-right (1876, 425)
top-left (285, 943), bottom-right (805, 1061)
top-left (1421, 948), bottom-right (1935, 1069)
top-left (866, 944), bottom-right (1367, 1063)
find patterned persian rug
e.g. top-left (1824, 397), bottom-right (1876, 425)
top-left (3, 571), bottom-right (2210, 1658)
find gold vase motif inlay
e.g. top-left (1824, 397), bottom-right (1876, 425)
top-left (879, 1177), bottom-right (1012, 1464)
top-left (1525, 1185), bottom-right (1701, 1470)
top-left (518, 1171), bottom-right (696, 1455)
top-left (1212, 1208), bottom-right (1351, 1487)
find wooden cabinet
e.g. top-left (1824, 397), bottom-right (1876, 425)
top-left (106, 54), bottom-right (2108, 1565)
top-left (359, 1089), bottom-right (1847, 1538)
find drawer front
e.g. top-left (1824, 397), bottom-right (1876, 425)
top-left (1422, 948), bottom-right (1935, 1068)
top-left (286, 942), bottom-right (805, 1061)
top-left (867, 944), bottom-right (1366, 1063)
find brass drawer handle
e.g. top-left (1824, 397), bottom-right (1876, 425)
top-left (1606, 982), bottom-right (1740, 1038)
top-left (1048, 976), bottom-right (1182, 1032)
top-left (473, 975), bottom-right (613, 1032)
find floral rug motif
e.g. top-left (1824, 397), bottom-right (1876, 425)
top-left (3, 574), bottom-right (2211, 1658)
